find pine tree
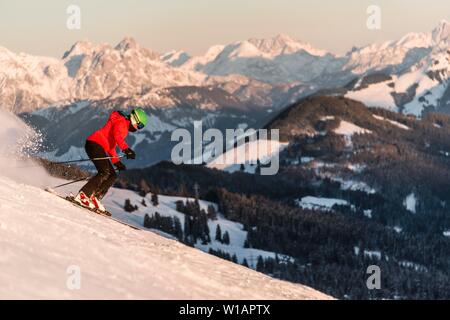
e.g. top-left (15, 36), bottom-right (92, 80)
top-left (232, 254), bottom-right (238, 263)
top-left (141, 198), bottom-right (147, 207)
top-left (124, 199), bottom-right (136, 212)
top-left (184, 216), bottom-right (193, 246)
top-left (215, 224), bottom-right (222, 242)
top-left (242, 258), bottom-right (249, 268)
top-left (175, 200), bottom-right (185, 213)
top-left (151, 193), bottom-right (159, 207)
top-left (222, 231), bottom-right (230, 245)
top-left (207, 205), bottom-right (217, 220)
top-left (143, 214), bottom-right (151, 228)
top-left (174, 216), bottom-right (183, 241)
top-left (255, 159), bottom-right (261, 175)
top-left (179, 184), bottom-right (189, 197)
top-left (256, 256), bottom-right (264, 272)
top-left (139, 179), bottom-right (151, 197)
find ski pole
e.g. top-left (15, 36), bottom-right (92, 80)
top-left (15, 155), bottom-right (124, 169)
top-left (49, 168), bottom-right (122, 189)
top-left (46, 155), bottom-right (124, 165)
top-left (49, 176), bottom-right (91, 189)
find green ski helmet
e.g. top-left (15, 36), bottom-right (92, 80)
top-left (130, 108), bottom-right (148, 130)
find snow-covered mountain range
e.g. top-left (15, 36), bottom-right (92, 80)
top-left (3, 20), bottom-right (450, 166)
top-left (2, 20), bottom-right (450, 116)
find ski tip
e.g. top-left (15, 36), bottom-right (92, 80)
top-left (45, 187), bottom-right (56, 194)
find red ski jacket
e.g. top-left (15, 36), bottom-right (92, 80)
top-left (87, 111), bottom-right (130, 164)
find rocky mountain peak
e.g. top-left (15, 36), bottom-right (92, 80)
top-left (432, 19), bottom-right (450, 44)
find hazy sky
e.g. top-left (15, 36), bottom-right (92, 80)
top-left (0, 0), bottom-right (449, 58)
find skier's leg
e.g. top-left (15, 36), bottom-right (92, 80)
top-left (94, 161), bottom-right (117, 200)
top-left (79, 141), bottom-right (113, 197)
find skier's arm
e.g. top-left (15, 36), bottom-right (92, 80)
top-left (109, 147), bottom-right (120, 164)
top-left (112, 121), bottom-right (129, 153)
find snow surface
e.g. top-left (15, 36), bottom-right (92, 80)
top-left (332, 178), bottom-right (376, 194)
top-left (0, 110), bottom-right (330, 299)
top-left (364, 210), bottom-right (373, 219)
top-left (372, 115), bottom-right (410, 130)
top-left (353, 247), bottom-right (382, 261)
top-left (333, 121), bottom-right (372, 147)
top-left (0, 176), bottom-right (329, 299)
top-left (399, 261), bottom-right (427, 272)
top-left (98, 188), bottom-right (293, 267)
top-left (394, 226), bottom-right (403, 234)
top-left (364, 250), bottom-right (382, 261)
top-left (404, 193), bottom-right (417, 214)
top-left (208, 139), bottom-right (288, 173)
top-left (345, 81), bottom-right (397, 111)
top-left (296, 196), bottom-right (349, 211)
top-left (334, 121), bottom-right (372, 136)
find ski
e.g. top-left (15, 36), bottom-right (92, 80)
top-left (45, 188), bottom-right (141, 230)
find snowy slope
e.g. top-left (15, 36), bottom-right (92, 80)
top-left (51, 183), bottom-right (293, 269)
top-left (344, 20), bottom-right (450, 116)
top-left (207, 139), bottom-right (288, 173)
top-left (345, 48), bottom-right (450, 116)
top-left (0, 175), bottom-right (330, 299)
top-left (372, 115), bottom-right (410, 130)
top-left (0, 110), bottom-right (331, 299)
top-left (296, 196), bottom-right (349, 211)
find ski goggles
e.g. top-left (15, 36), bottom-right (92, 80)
top-left (131, 112), bottom-right (145, 130)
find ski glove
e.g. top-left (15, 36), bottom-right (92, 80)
top-left (124, 148), bottom-right (136, 160)
top-left (115, 161), bottom-right (127, 172)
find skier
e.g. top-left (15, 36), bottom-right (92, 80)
top-left (73, 108), bottom-right (148, 212)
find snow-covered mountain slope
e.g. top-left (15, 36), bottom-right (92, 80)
top-left (106, 188), bottom-right (292, 267)
top-left (0, 46), bottom-right (72, 113)
top-left (345, 46), bottom-right (450, 116)
top-left (207, 139), bottom-right (288, 174)
top-left (0, 174), bottom-right (330, 299)
top-left (173, 34), bottom-right (343, 86)
top-left (0, 109), bottom-right (331, 299)
top-left (337, 20), bottom-right (450, 116)
top-left (296, 196), bottom-right (350, 211)
top-left (57, 178), bottom-right (295, 269)
top-left (342, 20), bottom-right (450, 76)
top-left (0, 37), bottom-right (208, 113)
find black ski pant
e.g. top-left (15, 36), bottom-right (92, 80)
top-left (80, 140), bottom-right (117, 200)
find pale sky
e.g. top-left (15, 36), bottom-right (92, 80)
top-left (0, 0), bottom-right (449, 58)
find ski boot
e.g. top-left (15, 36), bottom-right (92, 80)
top-left (73, 192), bottom-right (96, 210)
top-left (90, 195), bottom-right (111, 216)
